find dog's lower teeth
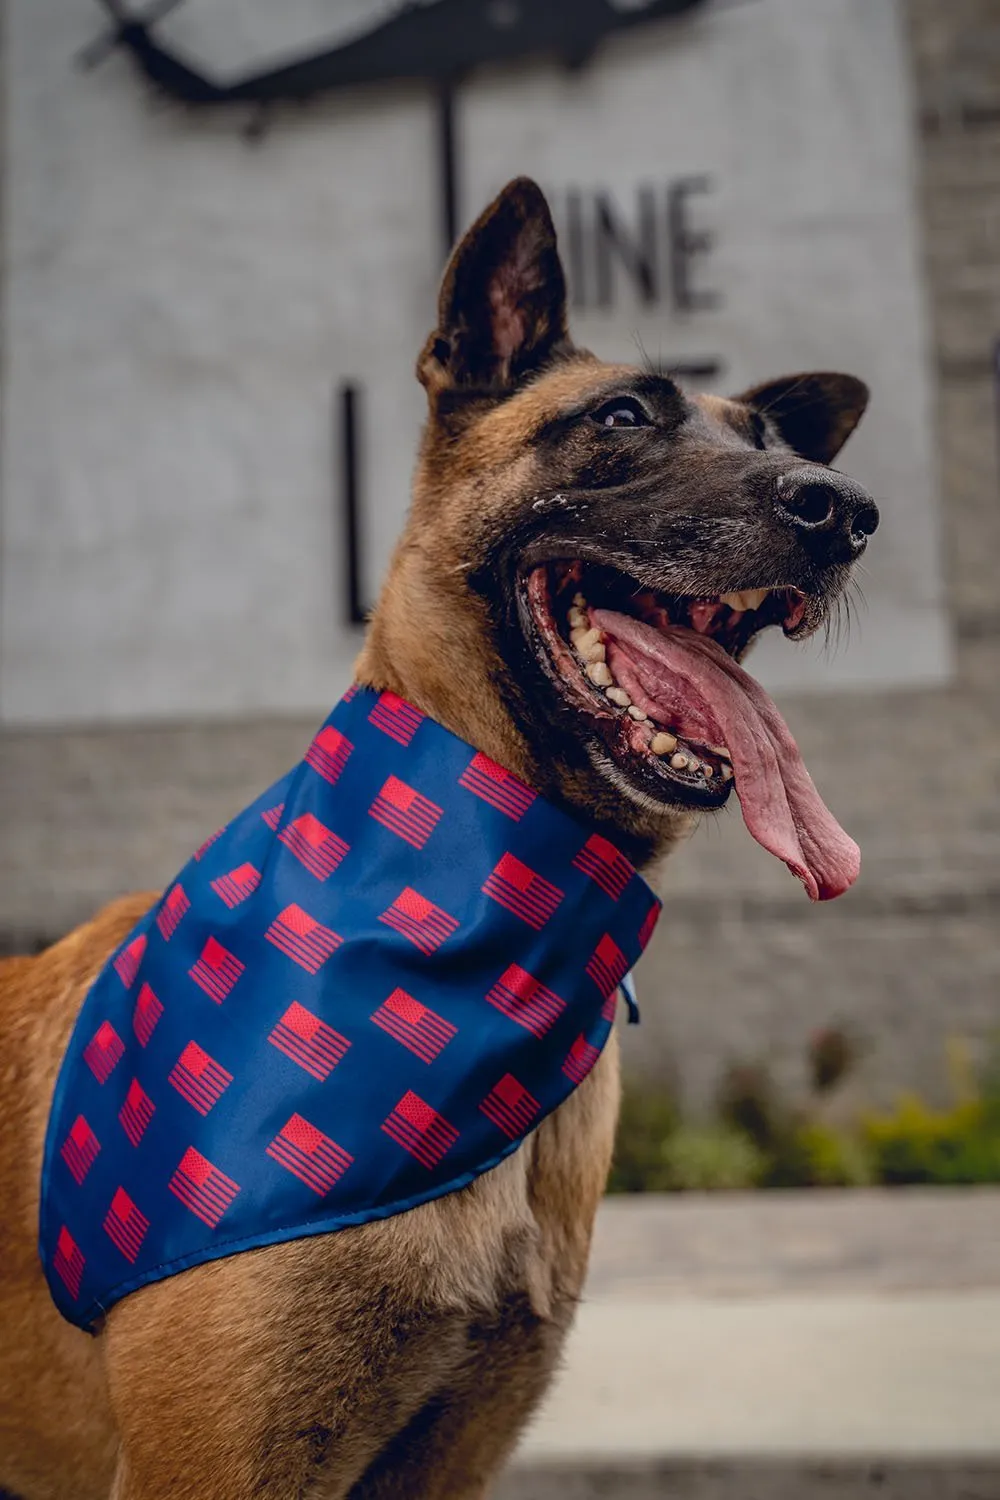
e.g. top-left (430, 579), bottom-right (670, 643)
top-left (557, 575), bottom-right (738, 787)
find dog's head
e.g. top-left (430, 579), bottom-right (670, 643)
top-left (359, 178), bottom-right (875, 886)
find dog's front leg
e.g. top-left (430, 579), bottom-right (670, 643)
top-left (345, 1291), bottom-right (574, 1500)
top-left (100, 1233), bottom-right (476, 1500)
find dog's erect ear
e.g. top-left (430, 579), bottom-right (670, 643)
top-left (735, 372), bottom-right (869, 465)
top-left (417, 177), bottom-right (571, 400)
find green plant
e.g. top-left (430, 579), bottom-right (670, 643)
top-left (785, 1122), bottom-right (874, 1187)
top-left (607, 1083), bottom-right (679, 1193)
top-left (863, 1094), bottom-right (1000, 1186)
top-left (659, 1126), bottom-right (766, 1191)
top-left (609, 1031), bottom-right (1000, 1194)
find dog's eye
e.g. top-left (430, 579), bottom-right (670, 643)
top-left (749, 412), bottom-right (768, 450)
top-left (590, 399), bottom-right (650, 430)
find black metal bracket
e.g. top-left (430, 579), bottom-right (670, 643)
top-left (338, 383), bottom-right (370, 627)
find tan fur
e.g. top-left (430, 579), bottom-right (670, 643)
top-left (0, 178), bottom-right (867, 1498)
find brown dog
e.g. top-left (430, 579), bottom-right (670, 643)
top-left (0, 177), bottom-right (875, 1500)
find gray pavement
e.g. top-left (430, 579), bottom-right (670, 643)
top-left (499, 1190), bottom-right (1000, 1498)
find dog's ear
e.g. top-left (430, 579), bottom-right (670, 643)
top-left (417, 177), bottom-right (571, 401)
top-left (735, 372), bottom-right (869, 465)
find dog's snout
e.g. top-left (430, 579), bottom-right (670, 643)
top-left (775, 467), bottom-right (879, 563)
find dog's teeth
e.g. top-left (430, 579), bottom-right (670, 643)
top-left (651, 732), bottom-right (678, 755)
top-left (573, 627), bottom-right (605, 663)
top-left (721, 762), bottom-right (734, 780)
top-left (707, 744), bottom-right (731, 759)
top-left (720, 588), bottom-right (769, 612)
top-left (702, 762), bottom-right (714, 777)
top-left (607, 687), bottom-right (631, 708)
top-left (573, 593), bottom-right (587, 608)
top-left (670, 752), bottom-right (689, 770)
top-left (586, 661), bottom-right (613, 687)
top-left (568, 608), bottom-right (587, 630)
top-left (627, 705), bottom-right (647, 721)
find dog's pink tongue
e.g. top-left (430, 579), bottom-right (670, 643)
top-left (591, 609), bottom-right (860, 901)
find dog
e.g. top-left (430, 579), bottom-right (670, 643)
top-left (0, 176), bottom-right (876, 1500)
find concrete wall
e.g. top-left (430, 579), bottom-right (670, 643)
top-left (1, 0), bottom-right (997, 1111)
top-left (0, 0), bottom-right (946, 723)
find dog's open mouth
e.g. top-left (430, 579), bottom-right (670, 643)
top-left (519, 560), bottom-right (860, 901)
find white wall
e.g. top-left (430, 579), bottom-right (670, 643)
top-left (0, 0), bottom-right (950, 726)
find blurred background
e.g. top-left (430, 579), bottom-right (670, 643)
top-left (0, 0), bottom-right (998, 1175)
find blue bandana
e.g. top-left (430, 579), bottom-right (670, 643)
top-left (39, 687), bottom-right (660, 1330)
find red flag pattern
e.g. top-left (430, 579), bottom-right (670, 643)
top-left (210, 862), bottom-right (262, 909)
top-left (113, 934), bottom-right (147, 990)
top-left (53, 1227), bottom-right (85, 1299)
top-left (266, 1114), bottom-right (353, 1196)
top-left (562, 1034), bottom-right (602, 1085)
top-left (486, 964), bottom-right (566, 1038)
top-left (261, 801), bottom-right (285, 831)
top-left (60, 1115), bottom-right (100, 1185)
top-left (483, 853), bottom-right (563, 930)
top-left (189, 936), bottom-right (245, 1004)
top-left (573, 834), bottom-right (634, 901)
top-left (155, 883), bottom-right (191, 941)
top-left (371, 988), bottom-right (456, 1063)
top-left (103, 1187), bottom-right (149, 1264)
top-left (168, 1041), bottom-right (233, 1116)
top-left (118, 1079), bottom-right (155, 1146)
top-left (265, 904), bottom-right (342, 974)
top-left (268, 1002), bottom-right (350, 1081)
top-left (83, 1021), bottom-right (125, 1084)
top-left (369, 776), bottom-right (443, 849)
top-left (305, 726), bottom-right (353, 784)
top-left (382, 1091), bottom-right (459, 1169)
top-left (479, 1074), bottom-right (541, 1139)
top-left (193, 827), bottom-right (223, 861)
top-left (378, 888), bottom-right (459, 955)
top-left (638, 903), bottom-right (659, 951)
top-left (585, 934), bottom-right (628, 1000)
top-left (168, 1148), bottom-right (239, 1229)
top-left (132, 982), bottom-right (163, 1047)
top-left (368, 692), bottom-right (423, 746)
top-left (278, 814), bottom-right (349, 881)
top-left (458, 752), bottom-right (536, 821)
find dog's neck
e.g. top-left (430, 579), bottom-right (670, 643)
top-left (354, 545), bottom-right (692, 878)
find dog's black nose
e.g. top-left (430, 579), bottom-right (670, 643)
top-left (775, 467), bottom-right (879, 565)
